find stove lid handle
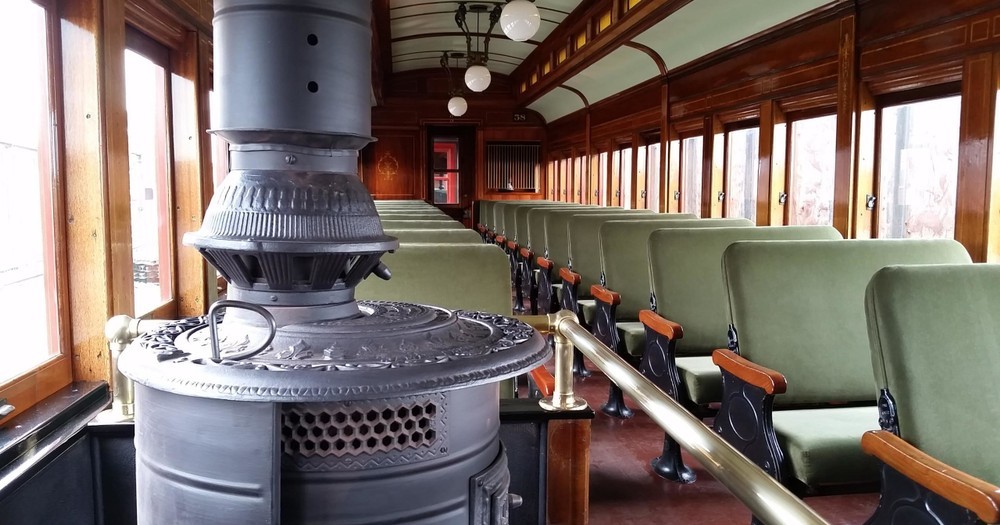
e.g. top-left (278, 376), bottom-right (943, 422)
top-left (207, 300), bottom-right (278, 362)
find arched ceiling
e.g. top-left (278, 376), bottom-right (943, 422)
top-left (389, 0), bottom-right (584, 74)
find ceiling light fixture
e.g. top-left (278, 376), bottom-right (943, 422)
top-left (500, 0), bottom-right (540, 42)
top-left (455, 2), bottom-right (502, 92)
top-left (441, 51), bottom-right (468, 117)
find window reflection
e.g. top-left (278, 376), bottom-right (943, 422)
top-left (878, 96), bottom-right (960, 239)
top-left (789, 114), bottom-right (836, 225)
top-left (681, 136), bottom-right (703, 217)
top-left (726, 127), bottom-right (759, 222)
top-left (432, 138), bottom-right (460, 204)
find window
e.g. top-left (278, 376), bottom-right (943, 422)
top-left (877, 96), bottom-right (960, 239)
top-left (125, 35), bottom-right (176, 316)
top-left (788, 114), bottom-right (836, 225)
top-left (432, 138), bottom-right (460, 204)
top-left (725, 126), bottom-right (760, 222)
top-left (0, 0), bottom-right (61, 383)
top-left (636, 144), bottom-right (647, 210)
top-left (598, 151), bottom-right (609, 206)
top-left (681, 135), bottom-right (704, 217)
top-left (647, 140), bottom-right (662, 212)
top-left (619, 145), bottom-right (633, 209)
top-left (574, 155), bottom-right (585, 202)
top-left (559, 157), bottom-right (569, 201)
top-left (485, 143), bottom-right (540, 191)
top-left (611, 148), bottom-right (622, 207)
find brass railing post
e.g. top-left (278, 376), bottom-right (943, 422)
top-left (538, 311), bottom-right (588, 412)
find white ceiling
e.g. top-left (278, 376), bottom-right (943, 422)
top-left (529, 0), bottom-right (834, 122)
top-left (389, 0), bottom-right (584, 75)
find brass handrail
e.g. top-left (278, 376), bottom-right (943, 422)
top-left (104, 315), bottom-right (170, 419)
top-left (519, 311), bottom-right (831, 525)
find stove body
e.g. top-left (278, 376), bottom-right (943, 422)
top-left (119, 2), bottom-right (548, 524)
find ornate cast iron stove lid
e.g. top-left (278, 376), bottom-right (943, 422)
top-left (119, 301), bottom-right (549, 402)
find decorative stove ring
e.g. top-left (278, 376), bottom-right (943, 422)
top-left (208, 299), bottom-right (277, 361)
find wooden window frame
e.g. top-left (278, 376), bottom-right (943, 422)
top-left (721, 120), bottom-right (762, 220)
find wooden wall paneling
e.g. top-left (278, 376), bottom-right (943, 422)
top-left (955, 51), bottom-right (997, 262)
top-left (833, 13), bottom-right (859, 237)
top-left (852, 82), bottom-right (876, 239)
top-left (366, 132), bottom-right (419, 200)
top-left (758, 100), bottom-right (787, 226)
top-left (708, 116), bottom-right (725, 217)
top-left (58, 0), bottom-right (132, 386)
top-left (170, 30), bottom-right (209, 317)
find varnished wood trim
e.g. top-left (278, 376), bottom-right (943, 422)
top-left (507, 240), bottom-right (518, 251)
top-left (590, 285), bottom-right (620, 306)
top-left (862, 430), bottom-right (1000, 523)
top-left (559, 267), bottom-right (582, 285)
top-left (537, 257), bottom-right (554, 270)
top-left (624, 41), bottom-right (667, 76)
top-left (546, 419), bottom-right (591, 525)
top-left (520, 247), bottom-right (533, 259)
top-left (712, 349), bottom-right (787, 395)
top-left (529, 367), bottom-right (555, 397)
top-left (833, 14), bottom-right (858, 237)
top-left (639, 309), bottom-right (684, 340)
top-left (495, 235), bottom-right (506, 244)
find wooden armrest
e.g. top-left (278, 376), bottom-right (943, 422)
top-left (477, 224), bottom-right (485, 232)
top-left (639, 310), bottom-right (683, 340)
top-left (520, 247), bottom-right (532, 259)
top-left (529, 366), bottom-right (555, 397)
top-left (590, 285), bottom-right (621, 306)
top-left (559, 268), bottom-right (581, 286)
top-left (863, 430), bottom-right (1000, 523)
top-left (537, 257), bottom-right (553, 270)
top-left (496, 235), bottom-right (506, 244)
top-left (507, 240), bottom-right (518, 251)
top-left (712, 349), bottom-right (786, 395)
top-left (870, 431), bottom-right (1000, 519)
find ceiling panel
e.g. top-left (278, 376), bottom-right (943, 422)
top-left (563, 47), bottom-right (658, 105)
top-left (526, 87), bottom-right (585, 123)
top-left (388, 0), bottom-right (583, 74)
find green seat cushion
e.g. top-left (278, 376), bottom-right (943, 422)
top-left (616, 321), bottom-right (645, 357)
top-left (723, 239), bottom-right (971, 406)
top-left (579, 300), bottom-right (597, 325)
top-left (677, 356), bottom-right (722, 405)
top-left (866, 264), bottom-right (1000, 484)
top-left (384, 229), bottom-right (482, 243)
top-left (772, 406), bottom-right (881, 488)
top-left (601, 218), bottom-right (751, 319)
top-left (566, 212), bottom-right (658, 291)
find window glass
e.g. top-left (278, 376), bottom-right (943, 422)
top-left (598, 151), bottom-right (609, 206)
top-left (788, 114), bottom-right (836, 225)
top-left (0, 0), bottom-right (59, 382)
top-left (726, 127), bottom-right (760, 222)
top-left (647, 142), bottom-right (661, 212)
top-left (620, 146), bottom-right (633, 209)
top-left (125, 48), bottom-right (175, 315)
top-left (636, 145), bottom-right (647, 210)
top-left (611, 148), bottom-right (622, 206)
top-left (432, 138), bottom-right (460, 204)
top-left (681, 136), bottom-right (703, 217)
top-left (878, 96), bottom-right (961, 239)
top-left (574, 156), bottom-right (585, 203)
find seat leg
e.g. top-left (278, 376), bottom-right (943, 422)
top-left (601, 382), bottom-right (633, 419)
top-left (572, 349), bottom-right (591, 377)
top-left (651, 433), bottom-right (696, 483)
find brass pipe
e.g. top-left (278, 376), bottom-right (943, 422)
top-left (104, 315), bottom-right (170, 419)
top-left (517, 312), bottom-right (588, 412)
top-left (548, 313), bottom-right (830, 525)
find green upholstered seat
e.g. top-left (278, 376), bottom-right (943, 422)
top-left (721, 238), bottom-right (972, 489)
top-left (598, 218), bottom-right (750, 356)
top-left (646, 226), bottom-right (842, 404)
top-left (384, 229), bottom-right (483, 243)
top-left (379, 220), bottom-right (464, 229)
top-left (378, 213), bottom-right (451, 220)
top-left (541, 208), bottom-right (633, 271)
top-left (355, 243), bottom-right (518, 397)
top-left (564, 212), bottom-right (664, 296)
top-left (513, 202), bottom-right (581, 246)
top-left (524, 205), bottom-right (584, 252)
top-left (865, 263), bottom-right (1000, 485)
top-left (773, 406), bottom-right (881, 487)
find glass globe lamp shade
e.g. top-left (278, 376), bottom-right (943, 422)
top-left (447, 96), bottom-right (468, 117)
top-left (465, 65), bottom-right (492, 92)
top-left (500, 0), bottom-right (540, 42)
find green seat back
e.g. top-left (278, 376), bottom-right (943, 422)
top-left (479, 200), bottom-right (493, 226)
top-left (356, 243), bottom-right (511, 314)
top-left (379, 220), bottom-right (464, 229)
top-left (542, 208), bottom-right (633, 269)
top-left (600, 219), bottom-right (751, 320)
top-left (865, 263), bottom-right (1000, 484)
top-left (523, 205), bottom-right (585, 252)
top-left (384, 229), bottom-right (482, 243)
top-left (649, 226), bottom-right (842, 356)
top-left (379, 213), bottom-right (451, 220)
top-left (723, 239), bottom-right (971, 406)
top-left (567, 213), bottom-right (689, 295)
top-left (502, 201), bottom-right (557, 240)
top-left (514, 202), bottom-right (582, 245)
